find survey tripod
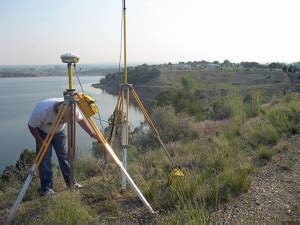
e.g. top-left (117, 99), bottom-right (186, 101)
top-left (108, 0), bottom-right (184, 192)
top-left (5, 55), bottom-right (155, 225)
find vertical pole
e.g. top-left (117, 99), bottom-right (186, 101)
top-left (121, 116), bottom-right (127, 191)
top-left (121, 0), bottom-right (130, 192)
top-left (67, 63), bottom-right (75, 189)
top-left (69, 101), bottom-right (75, 189)
top-left (68, 63), bottom-right (73, 90)
top-left (123, 0), bottom-right (127, 84)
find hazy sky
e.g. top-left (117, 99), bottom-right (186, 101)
top-left (0, 0), bottom-right (299, 65)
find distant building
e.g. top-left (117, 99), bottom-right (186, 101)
top-left (178, 64), bottom-right (191, 69)
top-left (207, 63), bottom-right (219, 69)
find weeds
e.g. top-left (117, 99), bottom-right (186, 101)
top-left (33, 192), bottom-right (94, 225)
top-left (267, 103), bottom-right (300, 134)
top-left (257, 145), bottom-right (274, 161)
top-left (241, 118), bottom-right (279, 147)
top-left (2, 93), bottom-right (300, 224)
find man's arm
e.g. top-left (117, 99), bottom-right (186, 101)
top-left (77, 119), bottom-right (97, 139)
top-left (28, 125), bottom-right (44, 147)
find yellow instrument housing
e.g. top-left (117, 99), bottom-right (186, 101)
top-left (77, 93), bottom-right (98, 118)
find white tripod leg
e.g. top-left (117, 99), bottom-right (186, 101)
top-left (5, 164), bottom-right (36, 225)
top-left (121, 121), bottom-right (127, 191)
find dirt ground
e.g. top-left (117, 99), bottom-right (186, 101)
top-left (211, 135), bottom-right (300, 224)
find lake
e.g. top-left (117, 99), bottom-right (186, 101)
top-left (0, 76), bottom-right (144, 171)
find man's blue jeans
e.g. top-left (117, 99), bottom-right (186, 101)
top-left (36, 129), bottom-right (71, 192)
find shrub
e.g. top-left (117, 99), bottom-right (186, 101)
top-left (158, 201), bottom-right (209, 224)
top-left (257, 145), bottom-right (274, 161)
top-left (156, 90), bottom-right (205, 121)
top-left (132, 106), bottom-right (199, 148)
top-left (240, 118), bottom-right (279, 146)
top-left (227, 93), bottom-right (246, 131)
top-left (74, 159), bottom-right (104, 180)
top-left (1, 149), bottom-right (35, 186)
top-left (218, 169), bottom-right (251, 200)
top-left (245, 91), bottom-right (264, 118)
top-left (38, 192), bottom-right (94, 225)
top-left (208, 98), bottom-right (231, 120)
top-left (267, 105), bottom-right (300, 134)
top-left (181, 75), bottom-right (197, 93)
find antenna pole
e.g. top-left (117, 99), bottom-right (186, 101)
top-left (121, 0), bottom-right (129, 191)
top-left (123, 0), bottom-right (127, 84)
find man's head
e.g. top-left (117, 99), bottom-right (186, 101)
top-left (54, 102), bottom-right (69, 123)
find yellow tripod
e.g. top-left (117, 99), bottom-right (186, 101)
top-left (5, 57), bottom-right (155, 225)
top-left (109, 0), bottom-right (184, 191)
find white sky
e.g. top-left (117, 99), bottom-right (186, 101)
top-left (0, 0), bottom-right (299, 65)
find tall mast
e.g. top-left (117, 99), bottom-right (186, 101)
top-left (123, 0), bottom-right (128, 84)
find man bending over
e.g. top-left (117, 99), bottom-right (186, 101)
top-left (28, 98), bottom-right (97, 195)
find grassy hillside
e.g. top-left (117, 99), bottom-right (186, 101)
top-left (1, 89), bottom-right (300, 224)
top-left (95, 65), bottom-right (298, 107)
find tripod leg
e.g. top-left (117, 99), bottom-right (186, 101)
top-left (109, 91), bottom-right (122, 145)
top-left (5, 105), bottom-right (67, 225)
top-left (130, 87), bottom-right (176, 167)
top-left (82, 114), bottom-right (155, 214)
top-left (67, 102), bottom-right (76, 188)
top-left (121, 86), bottom-right (130, 191)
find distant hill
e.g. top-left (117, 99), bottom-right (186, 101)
top-left (0, 64), bottom-right (119, 77)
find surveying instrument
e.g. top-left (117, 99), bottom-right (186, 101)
top-left (109, 0), bottom-right (184, 192)
top-left (5, 53), bottom-right (155, 225)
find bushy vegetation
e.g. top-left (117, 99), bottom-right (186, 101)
top-left (101, 64), bottom-right (160, 85)
top-left (16, 192), bottom-right (94, 225)
top-left (1, 83), bottom-right (300, 224)
top-left (256, 145), bottom-right (274, 161)
top-left (1, 149), bottom-right (35, 189)
top-left (156, 90), bottom-right (205, 121)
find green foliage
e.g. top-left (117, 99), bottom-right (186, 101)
top-left (240, 61), bottom-right (266, 69)
top-left (74, 159), bottom-right (104, 180)
top-left (1, 149), bottom-right (35, 186)
top-left (181, 75), bottom-right (197, 93)
top-left (241, 119), bottom-right (279, 147)
top-left (269, 62), bottom-right (283, 70)
top-left (156, 90), bottom-right (204, 121)
top-left (218, 169), bottom-right (251, 200)
top-left (101, 64), bottom-right (160, 86)
top-left (132, 106), bottom-right (199, 148)
top-left (257, 145), bottom-right (274, 161)
top-left (282, 65), bottom-right (287, 72)
top-left (208, 98), bottom-right (231, 120)
top-left (158, 201), bottom-right (209, 224)
top-left (267, 103), bottom-right (300, 134)
top-left (245, 91), bottom-right (264, 117)
top-left (287, 64), bottom-right (299, 73)
top-left (37, 192), bottom-right (94, 225)
top-left (23, 179), bottom-right (40, 201)
top-left (227, 93), bottom-right (246, 131)
top-left (128, 64), bottom-right (160, 84)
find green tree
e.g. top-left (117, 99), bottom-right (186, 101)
top-left (282, 65), bottom-right (287, 72)
top-left (181, 75), bottom-right (197, 93)
top-left (288, 65), bottom-right (293, 72)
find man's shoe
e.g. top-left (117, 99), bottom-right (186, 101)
top-left (43, 188), bottom-right (55, 196)
top-left (74, 183), bottom-right (83, 189)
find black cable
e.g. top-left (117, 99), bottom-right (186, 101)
top-left (74, 64), bottom-right (84, 93)
top-left (91, 116), bottom-right (110, 124)
top-left (73, 64), bottom-right (105, 131)
top-left (96, 110), bottom-right (104, 131)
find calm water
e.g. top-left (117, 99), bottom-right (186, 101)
top-left (0, 76), bottom-right (144, 171)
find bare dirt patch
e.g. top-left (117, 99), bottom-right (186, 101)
top-left (211, 135), bottom-right (300, 224)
